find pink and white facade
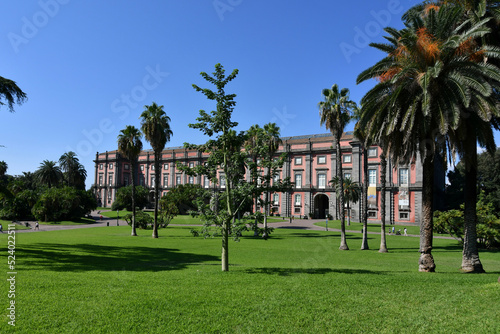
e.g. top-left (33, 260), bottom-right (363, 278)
top-left (93, 132), bottom-right (444, 225)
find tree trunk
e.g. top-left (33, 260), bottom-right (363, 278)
top-left (152, 152), bottom-right (160, 239)
top-left (131, 160), bottom-right (137, 236)
top-left (461, 131), bottom-right (485, 273)
top-left (361, 147), bottom-right (370, 250)
top-left (222, 217), bottom-right (229, 271)
top-left (419, 155), bottom-right (436, 272)
top-left (379, 153), bottom-right (388, 253)
top-left (337, 136), bottom-right (348, 250)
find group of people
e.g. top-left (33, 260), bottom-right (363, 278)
top-left (0, 221), bottom-right (39, 232)
top-left (388, 226), bottom-right (408, 236)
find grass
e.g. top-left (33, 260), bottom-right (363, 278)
top-left (1, 225), bottom-right (498, 333)
top-left (0, 220), bottom-right (30, 231)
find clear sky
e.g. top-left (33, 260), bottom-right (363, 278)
top-left (1, 0), bottom-right (499, 189)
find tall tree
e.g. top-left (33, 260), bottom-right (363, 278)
top-left (59, 152), bottom-right (87, 190)
top-left (357, 4), bottom-right (500, 271)
top-left (118, 125), bottom-right (143, 237)
top-left (0, 76), bottom-right (27, 112)
top-left (140, 102), bottom-right (173, 239)
top-left (35, 160), bottom-right (62, 189)
top-left (261, 122), bottom-right (283, 238)
top-left (405, 0), bottom-right (500, 274)
top-left (186, 63), bottom-right (249, 271)
top-left (319, 84), bottom-right (356, 250)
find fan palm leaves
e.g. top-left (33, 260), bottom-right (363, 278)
top-left (319, 84), bottom-right (356, 250)
top-left (59, 152), bottom-right (87, 190)
top-left (140, 102), bottom-right (173, 239)
top-left (118, 125), bottom-right (143, 237)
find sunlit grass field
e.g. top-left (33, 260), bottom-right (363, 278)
top-left (1, 225), bottom-right (499, 333)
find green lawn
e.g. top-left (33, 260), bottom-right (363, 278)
top-left (0, 220), bottom-right (30, 231)
top-left (1, 226), bottom-right (498, 333)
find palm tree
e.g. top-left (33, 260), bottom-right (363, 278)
top-left (118, 125), bottom-right (143, 237)
top-left (0, 76), bottom-right (27, 112)
top-left (342, 177), bottom-right (360, 227)
top-left (357, 4), bottom-right (500, 271)
top-left (353, 113), bottom-right (371, 250)
top-left (244, 124), bottom-right (264, 235)
top-left (319, 84), bottom-right (356, 250)
top-left (140, 102), bottom-right (173, 238)
top-left (262, 122), bottom-right (282, 238)
top-left (35, 160), bottom-right (62, 188)
top-left (59, 152), bottom-right (86, 189)
top-left (405, 0), bottom-right (500, 274)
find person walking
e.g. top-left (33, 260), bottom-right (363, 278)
top-left (404, 227), bottom-right (407, 236)
top-left (35, 221), bottom-right (39, 230)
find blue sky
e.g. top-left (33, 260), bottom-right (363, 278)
top-left (1, 0), bottom-right (499, 189)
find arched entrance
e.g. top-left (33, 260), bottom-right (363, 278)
top-left (314, 194), bottom-right (329, 219)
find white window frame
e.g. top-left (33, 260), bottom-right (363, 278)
top-left (399, 212), bottom-right (409, 220)
top-left (318, 173), bottom-right (326, 189)
top-left (204, 176), bottom-right (210, 188)
top-left (176, 175), bottom-right (181, 186)
top-left (294, 194), bottom-right (301, 206)
top-left (295, 174), bottom-right (302, 188)
top-left (344, 172), bottom-right (352, 180)
top-left (220, 175), bottom-right (226, 188)
top-left (273, 193), bottom-right (279, 206)
top-left (368, 147), bottom-right (378, 157)
top-left (369, 169), bottom-right (377, 186)
top-left (295, 157), bottom-right (302, 165)
top-left (163, 174), bottom-right (169, 187)
top-left (164, 164), bottom-right (169, 170)
top-left (188, 176), bottom-right (194, 184)
top-left (399, 168), bottom-right (409, 186)
top-left (343, 155), bottom-right (352, 163)
top-left (318, 156), bottom-right (326, 164)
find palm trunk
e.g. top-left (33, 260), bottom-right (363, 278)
top-left (461, 132), bottom-right (484, 273)
top-left (361, 147), bottom-right (369, 250)
top-left (346, 200), bottom-right (350, 226)
top-left (152, 152), bottom-right (160, 239)
top-left (131, 160), bottom-right (137, 236)
top-left (379, 153), bottom-right (388, 253)
top-left (337, 136), bottom-right (348, 250)
top-left (419, 155), bottom-right (436, 272)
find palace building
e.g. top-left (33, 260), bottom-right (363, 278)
top-left (93, 132), bottom-right (445, 225)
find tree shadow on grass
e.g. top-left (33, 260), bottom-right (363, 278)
top-left (244, 267), bottom-right (388, 276)
top-left (18, 243), bottom-right (219, 272)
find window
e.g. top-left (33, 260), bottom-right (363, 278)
top-left (295, 157), bottom-right (302, 165)
top-left (151, 176), bottom-right (155, 188)
top-left (368, 147), bottom-right (378, 157)
top-left (188, 176), bottom-right (194, 184)
top-left (294, 207), bottom-right (301, 214)
top-left (109, 163), bottom-right (113, 169)
top-left (399, 212), bottom-right (409, 220)
top-left (273, 194), bottom-right (279, 205)
top-left (98, 175), bottom-right (103, 186)
top-left (99, 164), bottom-right (103, 170)
top-left (318, 156), bottom-right (326, 164)
top-left (189, 162), bottom-right (194, 168)
top-left (139, 175), bottom-right (145, 186)
top-left (220, 175), bottom-right (226, 188)
top-left (124, 164), bottom-right (130, 170)
top-left (295, 174), bottom-right (302, 188)
top-left (344, 173), bottom-right (351, 180)
top-left (176, 175), bottom-right (181, 186)
top-left (294, 194), bottom-right (301, 206)
top-left (318, 174), bottom-right (326, 189)
top-left (108, 175), bottom-right (113, 185)
top-left (273, 174), bottom-right (280, 185)
top-left (164, 164), bottom-right (169, 170)
top-left (204, 176), bottom-right (210, 188)
top-left (368, 211), bottom-right (377, 218)
top-left (140, 165), bottom-right (144, 171)
top-left (124, 175), bottom-right (129, 186)
top-left (343, 155), bottom-right (352, 163)
top-left (151, 165), bottom-right (155, 170)
top-left (399, 168), bottom-right (409, 186)
top-left (163, 175), bottom-right (169, 187)
top-left (369, 169), bottom-right (377, 186)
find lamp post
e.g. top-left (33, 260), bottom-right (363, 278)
top-left (325, 209), bottom-right (328, 231)
top-left (117, 210), bottom-right (119, 226)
